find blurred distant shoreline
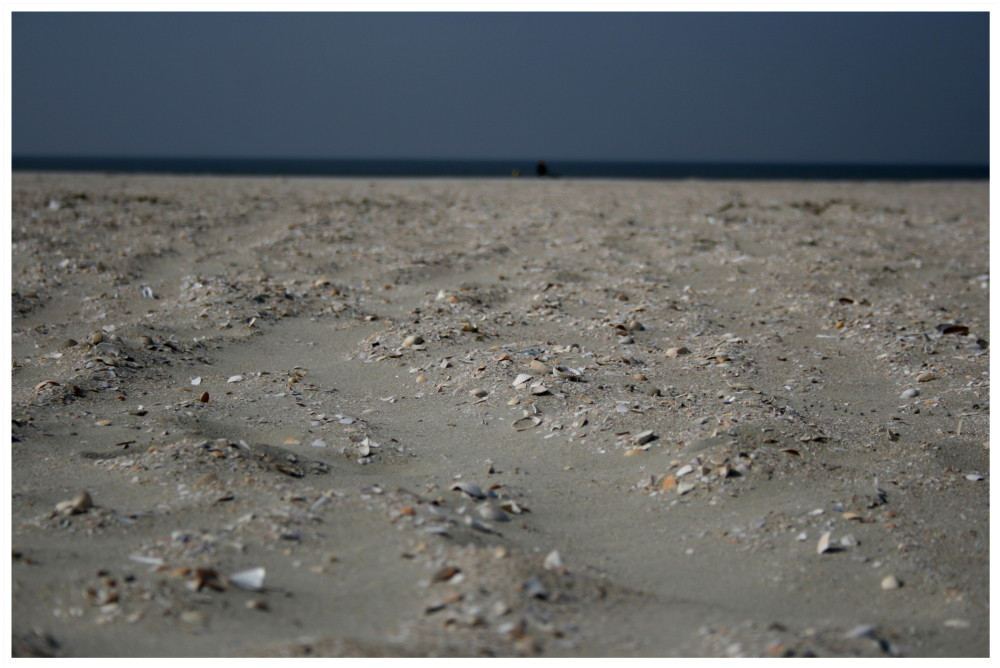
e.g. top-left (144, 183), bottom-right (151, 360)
top-left (11, 156), bottom-right (988, 181)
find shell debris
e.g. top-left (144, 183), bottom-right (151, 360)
top-left (230, 567), bottom-right (266, 591)
top-left (512, 373), bottom-right (533, 388)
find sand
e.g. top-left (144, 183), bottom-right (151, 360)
top-left (9, 173), bottom-right (989, 657)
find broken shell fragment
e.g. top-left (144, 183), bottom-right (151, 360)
top-left (543, 550), bottom-right (563, 571)
top-left (470, 388), bottom-right (489, 398)
top-left (477, 503), bottom-right (510, 522)
top-left (881, 574), bottom-right (902, 590)
top-left (817, 531), bottom-right (834, 554)
top-left (528, 383), bottom-right (550, 396)
top-left (451, 481), bottom-right (487, 499)
top-left (633, 430), bottom-right (656, 445)
top-left (552, 365), bottom-right (583, 379)
top-left (528, 360), bottom-right (549, 373)
top-left (230, 567), bottom-right (266, 591)
top-left (676, 481), bottom-right (696, 495)
top-left (512, 373), bottom-right (533, 388)
top-left (401, 334), bottom-right (424, 348)
top-left (664, 347), bottom-right (691, 358)
top-left (512, 416), bottom-right (542, 431)
top-left (56, 490), bottom-right (93, 515)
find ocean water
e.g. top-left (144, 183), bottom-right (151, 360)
top-left (11, 156), bottom-right (988, 181)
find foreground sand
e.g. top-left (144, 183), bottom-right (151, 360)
top-left (10, 173), bottom-right (989, 657)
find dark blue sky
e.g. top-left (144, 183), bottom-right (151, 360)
top-left (11, 12), bottom-right (989, 165)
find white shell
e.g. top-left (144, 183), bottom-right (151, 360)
top-left (512, 416), bottom-right (542, 431)
top-left (230, 567), bottom-right (266, 591)
top-left (552, 365), bottom-right (582, 379)
top-left (543, 550), bottom-right (563, 571)
top-left (477, 503), bottom-right (510, 522)
top-left (451, 481), bottom-right (486, 499)
top-left (817, 531), bottom-right (833, 554)
top-left (512, 373), bottom-right (533, 387)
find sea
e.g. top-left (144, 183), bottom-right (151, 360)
top-left (10, 156), bottom-right (989, 181)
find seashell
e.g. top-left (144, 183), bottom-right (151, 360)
top-left (90, 331), bottom-right (104, 345)
top-left (198, 391), bottom-right (210, 403)
top-left (464, 515), bottom-right (497, 534)
top-left (633, 430), bottom-right (655, 445)
top-left (676, 481), bottom-right (696, 495)
top-left (229, 567), bottom-right (266, 591)
top-left (56, 490), bottom-right (93, 515)
top-left (499, 500), bottom-right (527, 514)
top-left (523, 578), bottom-right (548, 600)
top-left (915, 371), bottom-right (937, 382)
top-left (401, 334), bottom-right (424, 348)
top-left (60, 338), bottom-right (78, 349)
top-left (512, 416), bottom-right (542, 431)
top-left (543, 550), bottom-right (563, 571)
top-left (528, 383), bottom-right (550, 395)
top-left (415, 374), bottom-right (427, 383)
top-left (881, 574), bottom-right (902, 590)
top-left (816, 531), bottom-right (833, 554)
top-left (552, 365), bottom-right (582, 379)
top-left (33, 380), bottom-right (60, 393)
top-left (95, 342), bottom-right (120, 357)
top-left (139, 335), bottom-right (154, 347)
top-left (470, 388), bottom-right (488, 398)
top-left (900, 388), bottom-right (920, 399)
top-left (94, 419), bottom-right (112, 426)
top-left (477, 503), bottom-right (510, 522)
top-left (227, 375), bottom-right (244, 383)
top-left (451, 481), bottom-right (486, 499)
top-left (528, 359), bottom-right (549, 373)
top-left (675, 464), bottom-right (694, 477)
top-left (512, 373), bottom-right (533, 387)
top-left (664, 347), bottom-right (690, 358)
top-left (936, 324), bottom-right (969, 336)
top-left (190, 377), bottom-right (202, 386)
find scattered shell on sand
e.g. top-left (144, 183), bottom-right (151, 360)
top-left (512, 373), bottom-right (533, 388)
top-left (470, 388), bottom-right (489, 398)
top-left (528, 383), bottom-right (550, 395)
top-left (451, 481), bottom-right (487, 499)
top-left (512, 416), bottom-right (542, 431)
top-left (900, 388), bottom-right (920, 399)
top-left (664, 347), bottom-right (691, 358)
top-left (528, 359), bottom-right (549, 373)
top-left (817, 531), bottom-right (834, 554)
top-left (543, 550), bottom-right (563, 571)
top-left (881, 574), bottom-right (902, 590)
top-left (915, 371), bottom-right (938, 382)
top-left (633, 430), bottom-right (656, 445)
top-left (55, 491), bottom-right (93, 516)
top-left (477, 503), bottom-right (510, 522)
top-left (227, 375), bottom-right (244, 383)
top-left (552, 365), bottom-right (583, 379)
top-left (230, 567), bottom-right (266, 591)
top-left (401, 334), bottom-right (424, 348)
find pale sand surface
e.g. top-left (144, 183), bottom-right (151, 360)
top-left (10, 173), bottom-right (989, 657)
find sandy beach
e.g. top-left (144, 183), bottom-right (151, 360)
top-left (10, 173), bottom-right (989, 657)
